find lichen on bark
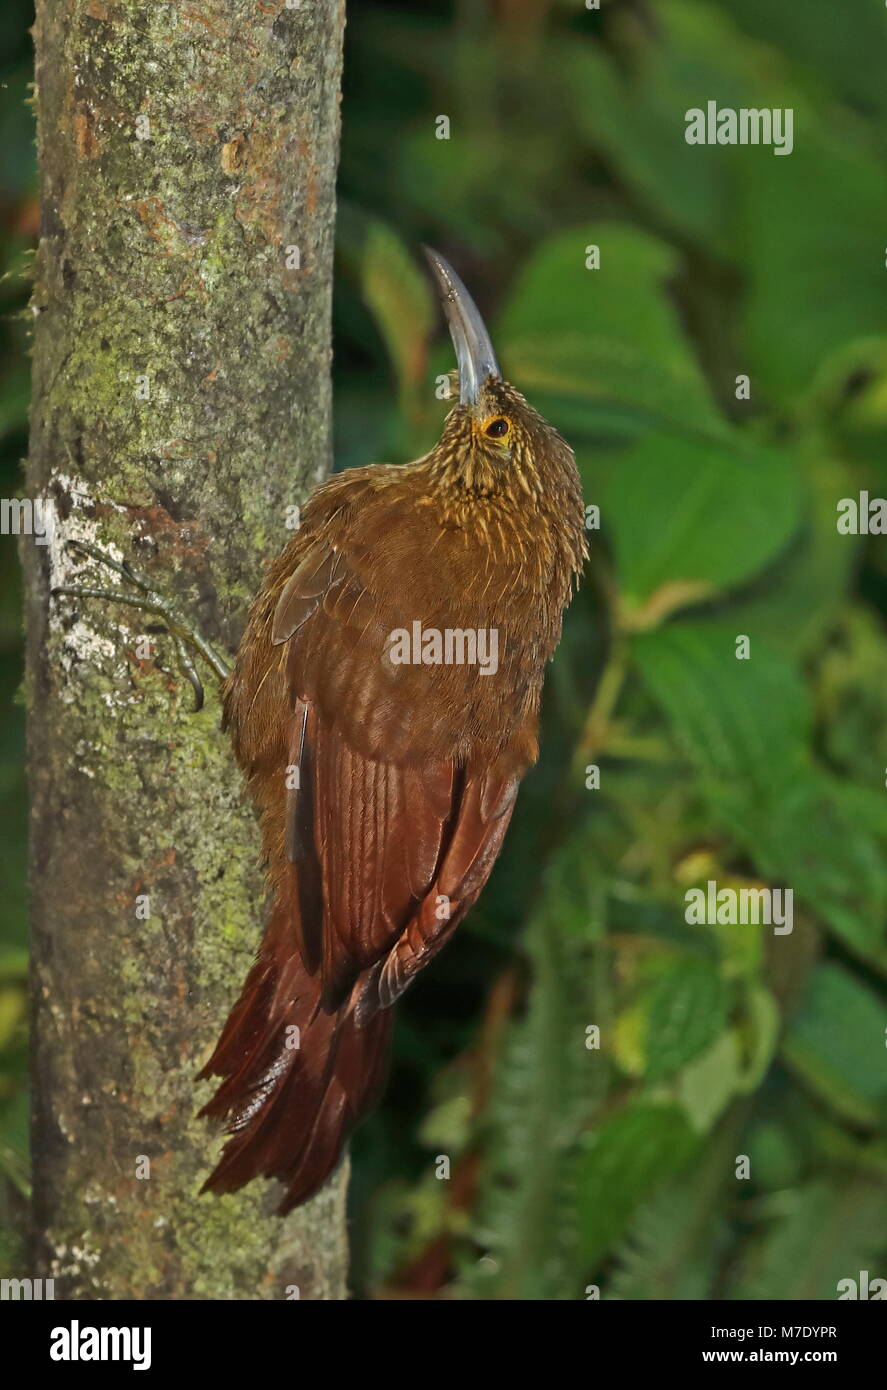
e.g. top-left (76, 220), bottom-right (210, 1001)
top-left (25, 0), bottom-right (348, 1298)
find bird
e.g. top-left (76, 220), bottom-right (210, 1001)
top-left (189, 250), bottom-right (587, 1212)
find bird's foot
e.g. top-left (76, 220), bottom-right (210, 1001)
top-left (52, 539), bottom-right (231, 711)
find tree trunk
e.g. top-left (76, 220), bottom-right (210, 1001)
top-left (24, 0), bottom-right (347, 1299)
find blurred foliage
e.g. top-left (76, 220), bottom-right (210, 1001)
top-left (3, 0), bottom-right (887, 1298)
top-left (336, 0), bottom-right (887, 1301)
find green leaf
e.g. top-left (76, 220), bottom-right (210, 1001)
top-left (735, 986), bottom-right (780, 1093)
top-left (677, 1031), bottom-right (744, 1133)
top-left (577, 1102), bottom-right (698, 1269)
top-left (739, 119), bottom-right (887, 402)
top-left (782, 964), bottom-right (887, 1129)
top-left (634, 620), bottom-right (811, 784)
top-left (337, 204), bottom-right (434, 404)
top-left (645, 956), bottom-right (729, 1084)
top-left (498, 224), bottom-right (722, 439)
top-left (539, 819), bottom-right (607, 941)
top-left (562, 6), bottom-right (752, 254)
top-left (635, 621), bottom-right (887, 966)
top-left (735, 774), bottom-right (887, 968)
top-left (712, 0), bottom-right (887, 124)
top-left (604, 431), bottom-right (803, 607)
top-left (725, 447), bottom-right (856, 657)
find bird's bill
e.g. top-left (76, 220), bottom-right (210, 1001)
top-left (424, 247), bottom-right (501, 406)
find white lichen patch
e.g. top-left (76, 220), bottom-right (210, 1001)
top-left (47, 473), bottom-right (134, 704)
top-left (74, 740), bottom-right (99, 778)
top-left (50, 1236), bottom-right (103, 1281)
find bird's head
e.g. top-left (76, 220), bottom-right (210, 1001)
top-left (424, 247), bottom-right (576, 504)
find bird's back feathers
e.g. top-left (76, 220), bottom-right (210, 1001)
top-left (200, 412), bottom-right (585, 1211)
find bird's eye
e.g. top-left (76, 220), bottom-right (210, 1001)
top-left (485, 418), bottom-right (510, 438)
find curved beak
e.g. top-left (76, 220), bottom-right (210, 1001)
top-left (424, 247), bottom-right (501, 406)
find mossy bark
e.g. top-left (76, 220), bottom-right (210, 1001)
top-left (24, 0), bottom-right (348, 1299)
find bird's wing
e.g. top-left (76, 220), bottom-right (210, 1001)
top-left (273, 534), bottom-right (521, 1013)
top-left (358, 761), bottom-right (518, 1020)
top-left (203, 511), bottom-right (525, 1209)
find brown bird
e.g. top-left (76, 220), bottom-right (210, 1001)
top-left (57, 250), bottom-right (587, 1212)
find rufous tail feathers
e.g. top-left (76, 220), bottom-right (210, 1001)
top-left (198, 894), bottom-right (392, 1214)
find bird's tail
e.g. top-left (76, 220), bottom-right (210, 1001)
top-left (198, 893), bottom-right (392, 1213)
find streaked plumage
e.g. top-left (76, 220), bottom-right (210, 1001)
top-left (199, 256), bottom-right (586, 1211)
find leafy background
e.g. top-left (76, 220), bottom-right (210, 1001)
top-left (2, 0), bottom-right (887, 1299)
